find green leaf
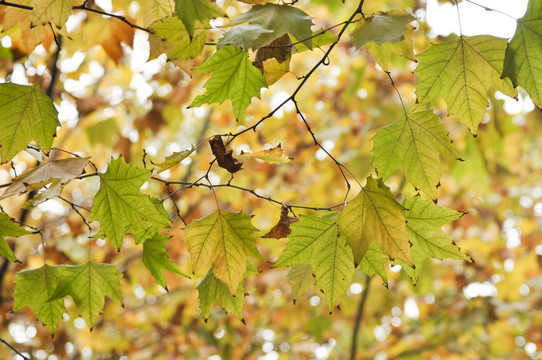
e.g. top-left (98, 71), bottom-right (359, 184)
top-left (0, 83), bottom-right (59, 163)
top-left (217, 24), bottom-right (274, 50)
top-left (144, 0), bottom-right (174, 27)
top-left (275, 215), bottom-right (355, 310)
top-left (89, 157), bottom-right (171, 250)
top-left (142, 233), bottom-right (187, 288)
top-left (190, 46), bottom-right (268, 119)
top-left (197, 265), bottom-right (246, 319)
top-left (14, 264), bottom-right (66, 334)
top-left (49, 261), bottom-right (122, 328)
top-left (400, 197), bottom-right (471, 281)
top-left (359, 242), bottom-right (388, 286)
top-left (371, 110), bottom-right (458, 199)
top-left (31, 0), bottom-right (71, 29)
top-left (502, 1), bottom-right (542, 107)
top-left (184, 210), bottom-right (261, 294)
top-left (150, 17), bottom-right (207, 61)
top-left (227, 3), bottom-right (313, 49)
top-left (174, 0), bottom-right (223, 37)
top-left (293, 30), bottom-right (337, 53)
top-left (351, 10), bottom-right (415, 48)
top-left (338, 176), bottom-right (413, 266)
top-left (0, 212), bottom-right (31, 262)
top-left (365, 37), bottom-right (416, 72)
top-left (151, 146), bottom-right (194, 173)
top-left (287, 264), bottom-right (314, 302)
top-left (415, 35), bottom-right (516, 134)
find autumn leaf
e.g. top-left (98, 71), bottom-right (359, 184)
top-left (151, 146), bottom-right (194, 173)
top-left (371, 110), bottom-right (458, 199)
top-left (415, 35), bottom-right (516, 134)
top-left (338, 176), bottom-right (413, 266)
top-left (184, 210), bottom-right (261, 294)
top-left (287, 264), bottom-right (314, 302)
top-left (502, 1), bottom-right (542, 107)
top-left (174, 0), bottom-right (223, 38)
top-left (190, 46), bottom-right (268, 119)
top-left (49, 261), bottom-right (123, 329)
top-left (227, 3), bottom-right (313, 49)
top-left (0, 83), bottom-right (59, 163)
top-left (14, 265), bottom-right (66, 334)
top-left (351, 10), bottom-right (415, 48)
top-left (31, 0), bottom-right (72, 29)
top-left (142, 233), bottom-right (188, 289)
top-left (209, 135), bottom-right (243, 173)
top-left (217, 24), bottom-right (275, 50)
top-left (1, 157), bottom-right (89, 199)
top-left (0, 213), bottom-right (31, 262)
top-left (262, 205), bottom-right (298, 239)
top-left (89, 157), bottom-right (171, 250)
top-left (144, 0), bottom-right (174, 27)
top-left (238, 143), bottom-right (293, 164)
top-left (150, 17), bottom-right (208, 61)
top-left (359, 242), bottom-right (389, 286)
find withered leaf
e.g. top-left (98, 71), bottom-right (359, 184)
top-left (263, 205), bottom-right (298, 239)
top-left (254, 34), bottom-right (293, 72)
top-left (209, 135), bottom-right (243, 173)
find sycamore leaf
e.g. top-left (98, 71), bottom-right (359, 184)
top-left (400, 197), bottom-right (471, 281)
top-left (287, 264), bottom-right (314, 302)
top-left (0, 83), bottom-right (59, 163)
top-left (502, 1), bottom-right (542, 107)
top-left (0, 213), bottom-right (31, 262)
top-left (150, 17), bottom-right (207, 61)
top-left (365, 36), bottom-right (417, 72)
top-left (174, 0), bottom-right (223, 37)
top-left (142, 233), bottom-right (188, 289)
top-left (14, 265), bottom-right (66, 334)
top-left (190, 46), bottom-right (267, 119)
top-left (31, 0), bottom-right (72, 29)
top-left (89, 157), bottom-right (171, 250)
top-left (238, 144), bottom-right (293, 164)
top-left (228, 3), bottom-right (313, 49)
top-left (217, 24), bottom-right (275, 50)
top-left (359, 242), bottom-right (388, 286)
top-left (415, 35), bottom-right (516, 134)
top-left (338, 176), bottom-right (413, 266)
top-left (3, 0), bottom-right (51, 53)
top-left (275, 215), bottom-right (354, 310)
top-left (255, 33), bottom-right (292, 69)
top-left (144, 0), bottom-right (174, 27)
top-left (24, 179), bottom-right (62, 208)
top-left (151, 146), bottom-right (194, 173)
top-left (184, 210), bottom-right (261, 294)
top-left (371, 110), bottom-right (458, 199)
top-left (49, 261), bottom-right (122, 328)
top-left (1, 157), bottom-right (89, 199)
top-left (351, 10), bottom-right (415, 48)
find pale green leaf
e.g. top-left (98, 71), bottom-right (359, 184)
top-left (359, 242), bottom-right (388, 286)
top-left (338, 176), bottom-right (413, 266)
top-left (502, 1), bottom-right (542, 107)
top-left (415, 35), bottom-right (516, 134)
top-left (0, 212), bottom-right (31, 262)
top-left (228, 3), bottom-right (313, 49)
top-left (401, 197), bottom-right (471, 281)
top-left (217, 24), bottom-right (274, 50)
top-left (184, 210), bottom-right (261, 294)
top-left (293, 30), bottom-right (337, 53)
top-left (190, 46), bottom-right (268, 119)
top-left (0, 83), bottom-right (59, 163)
top-left (31, 0), bottom-right (72, 29)
top-left (197, 265), bottom-right (246, 319)
top-left (49, 261), bottom-right (122, 328)
top-left (351, 10), bottom-right (415, 48)
top-left (143, 233), bottom-right (188, 288)
top-left (365, 36), bottom-right (416, 72)
top-left (151, 146), bottom-right (194, 173)
top-left (371, 110), bottom-right (458, 199)
top-left (89, 157), bottom-right (171, 250)
top-left (287, 264), bottom-right (314, 302)
top-left (144, 0), bottom-right (174, 27)
top-left (174, 0), bottom-right (223, 37)
top-left (150, 17), bottom-right (207, 61)
top-left (14, 264), bottom-right (66, 334)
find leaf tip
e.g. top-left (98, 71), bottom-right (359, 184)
top-left (241, 318), bottom-right (246, 325)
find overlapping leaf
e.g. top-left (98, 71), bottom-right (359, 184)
top-left (502, 0), bottom-right (542, 107)
top-left (150, 17), bottom-right (207, 61)
top-left (144, 0), bottom-right (174, 27)
top-left (372, 110), bottom-right (458, 199)
top-left (0, 213), bottom-right (31, 262)
top-left (143, 233), bottom-right (187, 289)
top-left (0, 83), bottom-right (59, 163)
top-left (415, 35), bottom-right (516, 134)
top-left (190, 46), bottom-right (268, 119)
top-left (351, 10), bottom-right (415, 48)
top-left (359, 242), bottom-right (389, 286)
top-left (275, 215), bottom-right (354, 310)
top-left (184, 210), bottom-right (261, 294)
top-left (287, 264), bottom-right (315, 302)
top-left (174, 0), bottom-right (223, 37)
top-left (49, 261), bottom-right (122, 329)
top-left (338, 176), bottom-right (413, 266)
top-left (14, 265), bottom-right (65, 334)
top-left (32, 0), bottom-right (72, 29)
top-left (89, 157), bottom-right (171, 250)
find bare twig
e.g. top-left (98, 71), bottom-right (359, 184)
top-left (0, 337), bottom-right (30, 360)
top-left (351, 276), bottom-right (371, 360)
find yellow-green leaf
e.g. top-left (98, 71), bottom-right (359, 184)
top-left (287, 264), bottom-right (314, 302)
top-left (174, 0), bottom-right (223, 37)
top-left (143, 233), bottom-right (188, 289)
top-left (359, 242), bottom-right (388, 286)
top-left (31, 0), bottom-right (72, 29)
top-left (351, 10), bottom-right (415, 48)
top-left (150, 17), bottom-right (208, 61)
top-left (237, 144), bottom-right (293, 164)
top-left (151, 146), bottom-right (194, 173)
top-left (0, 213), bottom-right (31, 262)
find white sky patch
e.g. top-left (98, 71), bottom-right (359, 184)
top-left (463, 281), bottom-right (498, 298)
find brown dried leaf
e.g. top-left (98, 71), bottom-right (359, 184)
top-left (263, 205), bottom-right (298, 239)
top-left (254, 34), bottom-right (293, 72)
top-left (238, 143), bottom-right (293, 164)
top-left (209, 135), bottom-right (243, 173)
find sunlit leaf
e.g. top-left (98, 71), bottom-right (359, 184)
top-left (238, 144), bottom-right (293, 164)
top-left (0, 213), bottom-right (31, 262)
top-left (287, 264), bottom-right (314, 302)
top-left (150, 17), bottom-right (207, 61)
top-left (151, 146), bottom-right (194, 173)
top-left (351, 10), bottom-right (415, 48)
top-left (143, 233), bottom-right (188, 288)
top-left (359, 242), bottom-right (388, 286)
top-left (174, 0), bottom-right (223, 37)
top-left (31, 0), bottom-right (72, 29)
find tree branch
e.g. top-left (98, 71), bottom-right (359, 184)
top-left (351, 276), bottom-right (371, 360)
top-left (0, 337), bottom-right (30, 360)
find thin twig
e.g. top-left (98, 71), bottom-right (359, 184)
top-left (0, 337), bottom-right (30, 360)
top-left (351, 276), bottom-right (371, 360)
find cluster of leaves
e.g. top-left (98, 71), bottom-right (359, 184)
top-left (0, 0), bottom-right (542, 357)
